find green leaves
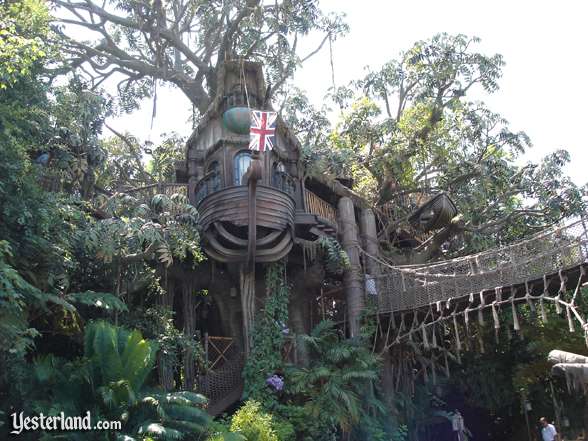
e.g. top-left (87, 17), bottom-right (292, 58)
top-left (243, 263), bottom-right (290, 406)
top-left (287, 320), bottom-right (385, 435)
top-left (66, 291), bottom-right (128, 312)
top-left (84, 321), bottom-right (157, 403)
top-left (0, 0), bottom-right (51, 89)
top-left (229, 400), bottom-right (281, 441)
top-left (82, 190), bottom-right (202, 268)
top-left (299, 33), bottom-right (586, 258)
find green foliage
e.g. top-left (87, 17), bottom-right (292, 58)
top-left (229, 401), bottom-right (281, 441)
top-left (0, 0), bottom-right (50, 88)
top-left (83, 191), bottom-right (202, 267)
top-left (0, 241), bottom-right (42, 356)
top-left (206, 401), bottom-right (293, 441)
top-left (123, 306), bottom-right (206, 386)
top-left (97, 131), bottom-right (185, 192)
top-left (66, 291), bottom-right (129, 312)
top-left (317, 236), bottom-right (350, 275)
top-left (243, 263), bottom-right (290, 407)
top-left (41, 77), bottom-right (111, 195)
top-left (294, 33), bottom-right (587, 258)
top-left (287, 320), bottom-right (387, 437)
top-left (27, 321), bottom-right (210, 440)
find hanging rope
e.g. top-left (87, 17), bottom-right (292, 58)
top-left (240, 58), bottom-right (252, 109)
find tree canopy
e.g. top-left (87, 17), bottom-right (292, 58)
top-left (290, 34), bottom-right (587, 260)
top-left (50, 0), bottom-right (348, 113)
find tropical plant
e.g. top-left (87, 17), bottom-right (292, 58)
top-left (229, 400), bottom-right (281, 441)
top-left (287, 320), bottom-right (385, 439)
top-left (96, 130), bottom-right (185, 192)
top-left (243, 263), bottom-right (290, 407)
top-left (29, 321), bottom-right (210, 440)
top-left (317, 236), bottom-right (350, 275)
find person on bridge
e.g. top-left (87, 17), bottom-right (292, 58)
top-left (540, 417), bottom-right (560, 441)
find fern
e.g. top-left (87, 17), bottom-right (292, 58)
top-left (318, 237), bottom-right (350, 274)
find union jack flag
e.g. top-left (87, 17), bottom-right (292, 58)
top-left (249, 110), bottom-right (277, 152)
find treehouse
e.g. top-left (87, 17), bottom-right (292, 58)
top-left (170, 60), bottom-right (466, 414)
top-left (182, 61), bottom-right (337, 265)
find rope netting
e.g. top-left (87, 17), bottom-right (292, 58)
top-left (360, 217), bottom-right (588, 393)
top-left (363, 217), bottom-right (588, 314)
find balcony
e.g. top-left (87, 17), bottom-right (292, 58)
top-left (197, 185), bottom-right (296, 263)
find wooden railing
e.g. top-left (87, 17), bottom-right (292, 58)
top-left (203, 335), bottom-right (235, 371)
top-left (304, 189), bottom-right (337, 225)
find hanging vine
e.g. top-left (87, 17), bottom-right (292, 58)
top-left (243, 262), bottom-right (290, 408)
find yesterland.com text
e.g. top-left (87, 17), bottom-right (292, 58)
top-left (9, 411), bottom-right (121, 435)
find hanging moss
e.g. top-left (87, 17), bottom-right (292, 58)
top-left (242, 262), bottom-right (290, 408)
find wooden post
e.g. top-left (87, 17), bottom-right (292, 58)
top-left (360, 208), bottom-right (379, 275)
top-left (338, 196), bottom-right (364, 338)
top-left (240, 152), bottom-right (262, 355)
top-left (240, 267), bottom-right (255, 355)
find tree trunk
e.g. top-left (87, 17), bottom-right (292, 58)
top-left (240, 266), bottom-right (255, 355)
top-left (182, 279), bottom-right (196, 390)
top-left (338, 196), bottom-right (364, 338)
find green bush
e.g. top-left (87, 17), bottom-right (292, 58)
top-left (230, 401), bottom-right (280, 441)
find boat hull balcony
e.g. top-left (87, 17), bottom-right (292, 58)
top-left (197, 185), bottom-right (295, 263)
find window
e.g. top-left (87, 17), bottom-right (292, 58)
top-left (207, 161), bottom-right (221, 192)
top-left (195, 161), bottom-right (221, 204)
top-left (234, 151), bottom-right (251, 185)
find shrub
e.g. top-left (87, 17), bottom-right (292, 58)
top-left (230, 401), bottom-right (278, 441)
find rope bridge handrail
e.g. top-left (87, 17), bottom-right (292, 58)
top-left (362, 217), bottom-right (588, 314)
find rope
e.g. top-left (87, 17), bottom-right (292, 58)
top-left (357, 217), bottom-right (588, 316)
top-left (240, 58), bottom-right (251, 109)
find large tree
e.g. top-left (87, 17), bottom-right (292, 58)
top-left (50, 0), bottom-right (347, 113)
top-left (295, 34), bottom-right (587, 261)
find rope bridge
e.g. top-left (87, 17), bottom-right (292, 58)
top-left (361, 217), bottom-right (588, 349)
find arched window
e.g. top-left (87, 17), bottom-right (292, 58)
top-left (234, 151), bottom-right (251, 186)
top-left (207, 161), bottom-right (221, 192)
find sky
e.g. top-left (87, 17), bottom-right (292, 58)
top-left (107, 0), bottom-right (588, 186)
